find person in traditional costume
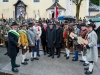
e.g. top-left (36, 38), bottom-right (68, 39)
top-left (19, 22), bottom-right (29, 65)
top-left (63, 23), bottom-right (71, 59)
top-left (4, 23), bottom-right (11, 55)
top-left (55, 22), bottom-right (63, 58)
top-left (80, 23), bottom-right (89, 66)
top-left (27, 23), bottom-right (39, 61)
top-left (71, 24), bottom-right (80, 61)
top-left (84, 23), bottom-right (98, 74)
top-left (8, 22), bottom-right (20, 72)
top-left (96, 26), bottom-right (100, 49)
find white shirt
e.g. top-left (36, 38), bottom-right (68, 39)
top-left (33, 25), bottom-right (42, 39)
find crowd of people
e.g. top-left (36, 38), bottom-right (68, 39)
top-left (0, 18), bottom-right (100, 75)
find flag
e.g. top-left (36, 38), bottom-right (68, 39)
top-left (2, 14), bottom-right (4, 20)
top-left (66, 0), bottom-right (72, 16)
top-left (54, 3), bottom-right (58, 19)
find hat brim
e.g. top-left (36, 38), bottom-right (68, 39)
top-left (11, 24), bottom-right (18, 26)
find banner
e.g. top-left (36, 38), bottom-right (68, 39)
top-left (54, 3), bottom-right (58, 19)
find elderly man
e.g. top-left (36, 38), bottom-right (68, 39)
top-left (46, 23), bottom-right (56, 58)
top-left (27, 23), bottom-right (39, 61)
top-left (8, 22), bottom-right (20, 72)
top-left (41, 23), bottom-right (48, 55)
top-left (84, 24), bottom-right (98, 74)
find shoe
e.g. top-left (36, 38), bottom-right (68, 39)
top-left (4, 52), bottom-right (8, 55)
top-left (52, 56), bottom-right (54, 59)
top-left (83, 63), bottom-right (89, 66)
top-left (80, 60), bottom-right (85, 62)
top-left (44, 53), bottom-right (46, 55)
top-left (12, 68), bottom-right (19, 72)
top-left (64, 54), bottom-right (67, 57)
top-left (48, 55), bottom-right (51, 57)
top-left (21, 62), bottom-right (28, 65)
top-left (72, 58), bottom-right (78, 61)
top-left (30, 58), bottom-right (34, 61)
top-left (85, 70), bottom-right (93, 74)
top-left (57, 56), bottom-right (60, 58)
top-left (72, 56), bottom-right (75, 58)
top-left (24, 58), bottom-right (29, 61)
top-left (15, 64), bottom-right (20, 67)
top-left (84, 67), bottom-right (89, 70)
top-left (34, 57), bottom-right (39, 60)
top-left (66, 56), bottom-right (69, 59)
top-left (37, 54), bottom-right (40, 57)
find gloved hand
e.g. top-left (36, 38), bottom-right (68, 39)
top-left (86, 45), bottom-right (90, 49)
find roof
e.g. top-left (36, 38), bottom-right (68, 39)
top-left (46, 2), bottom-right (66, 11)
top-left (95, 13), bottom-right (100, 17)
top-left (89, 3), bottom-right (100, 12)
top-left (13, 0), bottom-right (27, 6)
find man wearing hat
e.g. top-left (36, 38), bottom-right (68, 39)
top-left (55, 22), bottom-right (63, 58)
top-left (84, 24), bottom-right (98, 74)
top-left (33, 21), bottom-right (42, 57)
top-left (8, 22), bottom-right (20, 72)
top-left (72, 23), bottom-right (80, 61)
top-left (3, 23), bottom-right (11, 55)
top-left (63, 23), bottom-right (71, 59)
top-left (19, 23), bottom-right (29, 65)
top-left (27, 23), bottom-right (39, 61)
top-left (80, 23), bottom-right (89, 66)
top-left (46, 23), bottom-right (56, 58)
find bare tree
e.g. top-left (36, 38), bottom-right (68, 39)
top-left (73, 0), bottom-right (83, 22)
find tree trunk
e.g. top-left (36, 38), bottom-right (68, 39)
top-left (76, 5), bottom-right (81, 22)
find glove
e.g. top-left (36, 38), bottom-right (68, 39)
top-left (86, 45), bottom-right (90, 49)
top-left (23, 46), bottom-right (26, 49)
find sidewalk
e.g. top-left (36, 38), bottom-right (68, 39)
top-left (1, 49), bottom-right (100, 75)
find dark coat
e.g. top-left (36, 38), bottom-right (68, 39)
top-left (97, 26), bottom-right (100, 44)
top-left (8, 32), bottom-right (19, 59)
top-left (41, 27), bottom-right (47, 46)
top-left (46, 28), bottom-right (56, 48)
top-left (55, 27), bottom-right (63, 48)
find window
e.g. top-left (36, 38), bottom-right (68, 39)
top-left (53, 0), bottom-right (59, 2)
top-left (34, 0), bottom-right (40, 2)
top-left (2, 0), bottom-right (9, 2)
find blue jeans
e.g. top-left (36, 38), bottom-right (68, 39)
top-left (32, 40), bottom-right (40, 55)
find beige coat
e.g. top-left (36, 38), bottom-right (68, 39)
top-left (87, 30), bottom-right (98, 62)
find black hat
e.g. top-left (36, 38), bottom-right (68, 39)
top-left (86, 23), bottom-right (93, 27)
top-left (56, 22), bottom-right (60, 26)
top-left (20, 22), bottom-right (27, 27)
top-left (11, 22), bottom-right (18, 26)
top-left (28, 23), bottom-right (33, 27)
top-left (81, 23), bottom-right (86, 26)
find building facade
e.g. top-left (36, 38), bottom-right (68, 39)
top-left (0, 0), bottom-right (99, 19)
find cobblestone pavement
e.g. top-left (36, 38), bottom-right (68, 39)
top-left (0, 47), bottom-right (100, 75)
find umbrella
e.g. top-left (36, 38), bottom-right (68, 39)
top-left (64, 15), bottom-right (76, 21)
top-left (89, 18), bottom-right (100, 22)
top-left (56, 16), bottom-right (65, 20)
